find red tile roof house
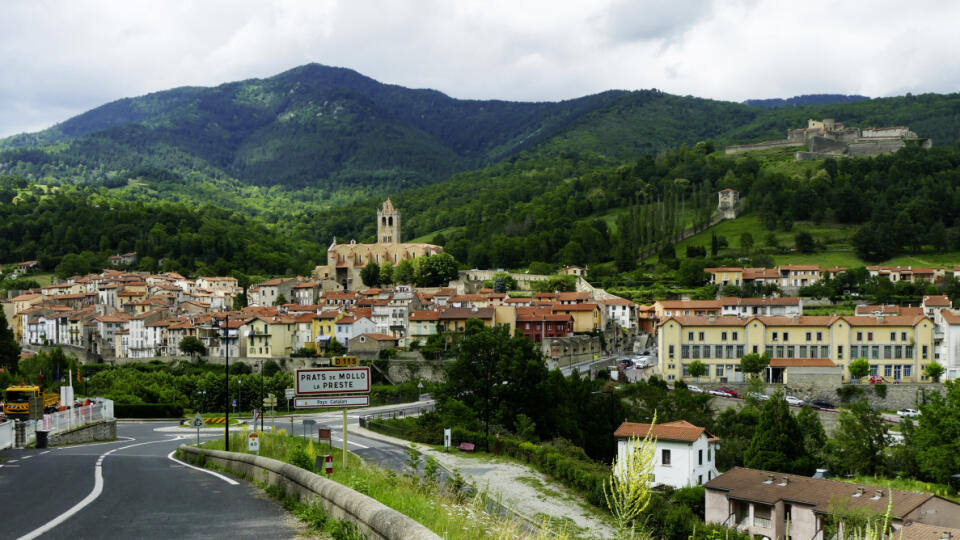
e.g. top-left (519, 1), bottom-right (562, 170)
top-left (705, 467), bottom-right (960, 540)
top-left (614, 420), bottom-right (719, 490)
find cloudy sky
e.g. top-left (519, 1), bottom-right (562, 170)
top-left (2, 0), bottom-right (958, 137)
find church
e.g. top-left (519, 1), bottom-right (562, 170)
top-left (313, 199), bottom-right (444, 290)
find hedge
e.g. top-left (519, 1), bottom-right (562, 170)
top-left (114, 403), bottom-right (184, 418)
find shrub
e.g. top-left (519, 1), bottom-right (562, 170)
top-left (873, 383), bottom-right (887, 398)
top-left (836, 385), bottom-right (864, 404)
top-left (114, 403), bottom-right (184, 418)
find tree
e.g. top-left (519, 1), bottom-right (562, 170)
top-left (794, 231), bottom-right (815, 253)
top-left (740, 352), bottom-right (770, 377)
top-left (605, 413), bottom-right (657, 537)
top-left (361, 261), bottom-right (380, 287)
top-left (179, 336), bottom-right (207, 362)
top-left (710, 232), bottom-right (719, 257)
top-left (740, 232), bottom-right (754, 254)
top-left (796, 405), bottom-right (827, 462)
top-left (273, 293), bottom-right (288, 306)
top-left (923, 361), bottom-right (945, 382)
top-left (393, 259), bottom-right (415, 284)
top-left (678, 259), bottom-right (707, 287)
top-left (745, 392), bottom-right (815, 475)
top-left (0, 312), bottom-right (21, 374)
top-left (849, 358), bottom-right (870, 380)
top-left (492, 276), bottom-right (507, 293)
top-left (908, 380), bottom-right (960, 483)
top-left (686, 360), bottom-right (707, 379)
top-left (326, 337), bottom-right (345, 356)
top-left (823, 399), bottom-right (888, 476)
top-left (379, 261), bottom-right (394, 286)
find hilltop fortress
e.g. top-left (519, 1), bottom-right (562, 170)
top-left (726, 118), bottom-right (931, 159)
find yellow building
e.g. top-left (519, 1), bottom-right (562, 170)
top-left (310, 310), bottom-right (344, 351)
top-left (552, 303), bottom-right (602, 333)
top-left (246, 315), bottom-right (296, 358)
top-left (657, 314), bottom-right (935, 383)
top-left (704, 267), bottom-right (745, 287)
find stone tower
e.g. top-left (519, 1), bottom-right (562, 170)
top-left (717, 188), bottom-right (739, 220)
top-left (377, 198), bottom-right (401, 244)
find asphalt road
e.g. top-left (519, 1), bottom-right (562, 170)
top-left (0, 422), bottom-right (301, 540)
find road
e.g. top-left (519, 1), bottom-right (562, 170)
top-left (0, 422), bottom-right (302, 539)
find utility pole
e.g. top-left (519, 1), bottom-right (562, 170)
top-left (222, 314), bottom-right (230, 452)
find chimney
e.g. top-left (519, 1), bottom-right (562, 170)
top-left (854, 487), bottom-right (865, 497)
top-left (765, 474), bottom-right (775, 484)
top-left (941, 531), bottom-right (953, 540)
top-left (873, 489), bottom-right (884, 500)
top-left (778, 476), bottom-right (790, 486)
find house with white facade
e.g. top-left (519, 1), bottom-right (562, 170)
top-left (719, 297), bottom-right (802, 317)
top-left (600, 297), bottom-right (638, 331)
top-left (939, 310), bottom-right (960, 381)
top-left (334, 316), bottom-right (376, 346)
top-left (614, 420), bottom-right (720, 489)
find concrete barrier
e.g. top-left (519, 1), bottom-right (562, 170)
top-left (179, 446), bottom-right (440, 540)
top-left (0, 420), bottom-right (13, 450)
top-left (49, 419), bottom-right (117, 446)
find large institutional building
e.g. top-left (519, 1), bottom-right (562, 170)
top-left (313, 199), bottom-right (443, 290)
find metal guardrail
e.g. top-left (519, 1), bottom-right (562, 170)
top-left (40, 403), bottom-right (107, 435)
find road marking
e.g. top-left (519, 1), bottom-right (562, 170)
top-left (21, 455), bottom-right (33, 460)
top-left (17, 438), bottom-right (178, 540)
top-left (40, 451), bottom-right (50, 455)
top-left (330, 436), bottom-right (369, 449)
top-left (166, 450), bottom-right (240, 485)
top-left (57, 436), bottom-right (135, 449)
top-left (7, 459), bottom-right (18, 463)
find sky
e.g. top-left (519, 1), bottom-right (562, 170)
top-left (2, 0), bottom-right (959, 138)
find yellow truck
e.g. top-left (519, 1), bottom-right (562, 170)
top-left (2, 385), bottom-right (59, 419)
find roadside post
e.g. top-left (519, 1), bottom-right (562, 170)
top-left (284, 388), bottom-right (294, 412)
top-left (295, 359), bottom-right (369, 470)
top-left (444, 428), bottom-right (451, 452)
top-left (302, 418), bottom-right (316, 440)
top-left (248, 431), bottom-right (259, 455)
top-left (192, 412), bottom-right (204, 446)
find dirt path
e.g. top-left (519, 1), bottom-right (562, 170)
top-left (352, 426), bottom-right (615, 539)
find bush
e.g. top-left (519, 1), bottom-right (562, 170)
top-left (836, 385), bottom-right (864, 404)
top-left (114, 402), bottom-right (184, 418)
top-left (873, 383), bottom-right (887, 398)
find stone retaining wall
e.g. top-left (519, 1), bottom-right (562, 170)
top-left (179, 446), bottom-right (440, 540)
top-left (49, 419), bottom-right (117, 446)
top-left (699, 381), bottom-right (944, 411)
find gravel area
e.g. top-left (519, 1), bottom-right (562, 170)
top-left (352, 426), bottom-right (614, 538)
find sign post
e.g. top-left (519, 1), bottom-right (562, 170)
top-left (302, 418), bottom-right (316, 439)
top-left (192, 413), bottom-right (204, 446)
top-left (284, 388), bottom-right (294, 412)
top-left (296, 367), bottom-right (371, 470)
top-left (248, 432), bottom-right (260, 454)
top-left (444, 428), bottom-right (451, 452)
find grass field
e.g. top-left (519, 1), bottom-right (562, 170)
top-left (409, 226), bottom-right (463, 243)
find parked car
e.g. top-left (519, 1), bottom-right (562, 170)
top-left (618, 359), bottom-right (634, 369)
top-left (897, 408), bottom-right (921, 418)
top-left (869, 375), bottom-right (887, 384)
top-left (687, 385), bottom-right (704, 394)
top-left (809, 399), bottom-right (835, 410)
top-left (747, 392), bottom-right (769, 401)
top-left (708, 389), bottom-right (734, 397)
top-left (717, 387), bottom-right (739, 398)
top-left (785, 395), bottom-right (805, 406)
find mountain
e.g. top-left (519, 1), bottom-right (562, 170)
top-left (743, 94), bottom-right (871, 109)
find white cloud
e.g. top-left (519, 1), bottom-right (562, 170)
top-left (1, 0), bottom-right (959, 137)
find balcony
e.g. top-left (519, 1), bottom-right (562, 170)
top-left (753, 516), bottom-right (772, 529)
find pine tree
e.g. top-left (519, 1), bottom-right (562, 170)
top-left (745, 392), bottom-right (815, 475)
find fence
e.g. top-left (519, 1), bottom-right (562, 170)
top-left (360, 402), bottom-right (435, 424)
top-left (40, 403), bottom-right (107, 435)
top-left (0, 420), bottom-right (12, 450)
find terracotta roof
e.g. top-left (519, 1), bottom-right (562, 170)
top-left (614, 420), bottom-right (716, 443)
top-left (757, 316), bottom-right (840, 326)
top-left (941, 311), bottom-right (960, 325)
top-left (11, 293), bottom-right (42, 302)
top-left (439, 307), bottom-right (494, 319)
top-left (922, 295), bottom-right (950, 307)
top-left (552, 303), bottom-right (599, 312)
top-left (659, 316), bottom-right (751, 327)
top-left (768, 358), bottom-right (836, 367)
top-left (843, 315), bottom-right (927, 327)
top-left (704, 467), bottom-right (952, 520)
top-left (336, 316), bottom-right (357, 325)
top-left (409, 310), bottom-right (439, 321)
top-left (516, 311), bottom-right (572, 323)
top-left (599, 297), bottom-right (636, 306)
top-left (705, 267), bottom-right (744, 273)
top-left (95, 313), bottom-right (132, 323)
top-left (557, 292), bottom-right (589, 301)
top-left (293, 281), bottom-right (317, 289)
top-left (779, 265), bottom-right (821, 271)
top-left (718, 297), bottom-right (800, 306)
top-left (896, 522), bottom-right (960, 540)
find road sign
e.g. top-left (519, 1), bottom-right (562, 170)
top-left (191, 413), bottom-right (205, 428)
top-left (294, 395), bottom-right (370, 408)
top-left (263, 396), bottom-right (277, 407)
top-left (332, 356), bottom-right (359, 367)
top-left (248, 432), bottom-right (260, 453)
top-left (296, 367), bottom-right (371, 395)
top-left (284, 388), bottom-right (295, 400)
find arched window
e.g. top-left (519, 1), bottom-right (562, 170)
top-left (388, 216), bottom-right (393, 226)
top-left (382, 217), bottom-right (386, 225)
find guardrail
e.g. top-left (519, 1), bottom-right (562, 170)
top-left (0, 420), bottom-right (13, 450)
top-left (40, 403), bottom-right (107, 435)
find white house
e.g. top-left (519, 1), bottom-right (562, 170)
top-left (600, 297), bottom-right (638, 331)
top-left (718, 297), bottom-right (801, 318)
top-left (614, 420), bottom-right (720, 489)
top-left (334, 316), bottom-right (376, 346)
top-left (939, 310), bottom-right (960, 381)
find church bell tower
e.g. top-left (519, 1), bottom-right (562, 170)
top-left (377, 199), bottom-right (401, 244)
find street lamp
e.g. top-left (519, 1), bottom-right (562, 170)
top-left (256, 359), bottom-right (264, 431)
top-left (213, 315), bottom-right (230, 451)
top-left (237, 377), bottom-right (241, 414)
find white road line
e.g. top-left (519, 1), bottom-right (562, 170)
top-left (7, 459), bottom-right (18, 463)
top-left (57, 436), bottom-right (135, 449)
top-left (16, 438), bottom-right (177, 540)
top-left (166, 450), bottom-right (239, 485)
top-left (22, 455), bottom-right (33, 460)
top-left (40, 451), bottom-right (50, 455)
top-left (330, 436), bottom-right (369, 449)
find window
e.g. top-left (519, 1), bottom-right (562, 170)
top-left (703, 345), bottom-right (711, 359)
top-left (772, 332), bottom-right (778, 341)
top-left (806, 332), bottom-right (812, 341)
top-left (776, 346), bottom-right (785, 357)
top-left (904, 365), bottom-right (912, 377)
top-left (870, 364), bottom-right (878, 376)
top-left (732, 331), bottom-right (739, 341)
top-left (822, 345), bottom-right (830, 358)
top-left (721, 331), bottom-right (728, 341)
top-left (851, 345), bottom-right (859, 358)
top-left (698, 475), bottom-right (703, 485)
top-left (662, 449), bottom-right (671, 466)
top-left (698, 331), bottom-right (705, 341)
top-left (699, 449), bottom-right (703, 465)
top-left (895, 345), bottom-right (903, 359)
top-left (800, 345), bottom-right (808, 358)
top-left (688, 331), bottom-right (694, 341)
top-left (901, 332), bottom-right (907, 341)
top-left (890, 332), bottom-right (896, 341)
top-left (726, 345), bottom-right (734, 358)
top-left (708, 448), bottom-right (712, 461)
top-left (884, 345), bottom-right (892, 359)
top-left (752, 345), bottom-right (759, 354)
top-left (905, 345), bottom-right (913, 357)
top-left (884, 364), bottom-right (892, 377)
top-left (766, 345), bottom-right (774, 357)
top-left (872, 345), bottom-right (880, 359)
top-left (783, 332), bottom-right (790, 341)
top-left (691, 345), bottom-right (700, 358)
top-left (681, 345), bottom-right (690, 358)
top-left (857, 331), bottom-right (863, 341)
top-left (838, 345), bottom-right (844, 359)
top-left (736, 345), bottom-right (745, 357)
top-left (716, 365), bottom-right (724, 377)
top-left (868, 332), bottom-right (873, 341)
top-left (817, 331), bottom-right (823, 341)
top-left (923, 345), bottom-right (929, 359)
top-left (669, 345), bottom-right (675, 359)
